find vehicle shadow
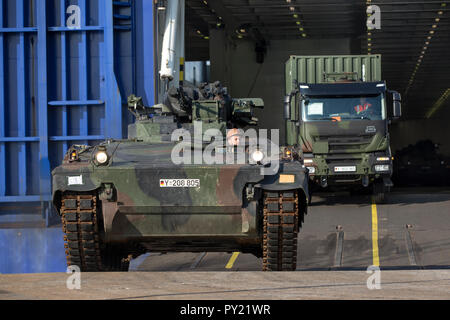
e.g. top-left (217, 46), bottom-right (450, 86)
top-left (310, 187), bottom-right (450, 206)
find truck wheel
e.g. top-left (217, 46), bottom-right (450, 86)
top-left (372, 182), bottom-right (386, 204)
top-left (262, 190), bottom-right (303, 271)
top-left (60, 193), bottom-right (131, 272)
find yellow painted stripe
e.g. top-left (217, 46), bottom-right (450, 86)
top-left (225, 252), bottom-right (240, 269)
top-left (371, 202), bottom-right (380, 267)
top-left (179, 57), bottom-right (185, 82)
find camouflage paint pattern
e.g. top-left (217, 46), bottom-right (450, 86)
top-left (300, 119), bottom-right (393, 185)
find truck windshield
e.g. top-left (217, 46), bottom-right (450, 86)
top-left (301, 94), bottom-right (385, 121)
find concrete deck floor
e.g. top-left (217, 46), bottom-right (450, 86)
top-left (0, 270), bottom-right (449, 300)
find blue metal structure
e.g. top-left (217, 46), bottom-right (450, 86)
top-left (0, 0), bottom-right (155, 219)
top-left (0, 0), bottom-right (155, 273)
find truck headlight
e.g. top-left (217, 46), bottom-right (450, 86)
top-left (375, 165), bottom-right (389, 172)
top-left (376, 157), bottom-right (390, 162)
top-left (250, 149), bottom-right (264, 163)
top-left (95, 151), bottom-right (109, 165)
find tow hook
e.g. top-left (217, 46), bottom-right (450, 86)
top-left (320, 176), bottom-right (328, 188)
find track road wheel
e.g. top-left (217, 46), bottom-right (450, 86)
top-left (61, 193), bottom-right (131, 272)
top-left (262, 190), bottom-right (302, 271)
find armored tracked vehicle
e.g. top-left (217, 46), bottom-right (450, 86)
top-left (52, 82), bottom-right (309, 272)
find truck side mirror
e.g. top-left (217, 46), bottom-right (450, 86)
top-left (284, 95), bottom-right (291, 120)
top-left (392, 91), bottom-right (402, 119)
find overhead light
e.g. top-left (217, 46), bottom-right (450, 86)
top-left (289, 6), bottom-right (295, 11)
top-left (432, 24), bottom-right (437, 28)
top-left (296, 21), bottom-right (301, 25)
top-left (302, 33), bottom-right (307, 37)
top-left (293, 14), bottom-right (298, 18)
top-left (438, 11), bottom-right (443, 15)
top-left (429, 30), bottom-right (435, 34)
top-left (427, 36), bottom-right (432, 40)
top-left (435, 18), bottom-right (441, 22)
top-left (425, 41), bottom-right (430, 45)
top-left (426, 88), bottom-right (450, 118)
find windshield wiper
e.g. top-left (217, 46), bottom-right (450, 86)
top-left (342, 116), bottom-right (372, 120)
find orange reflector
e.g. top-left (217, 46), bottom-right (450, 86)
top-left (279, 174), bottom-right (295, 184)
top-left (331, 116), bottom-right (342, 122)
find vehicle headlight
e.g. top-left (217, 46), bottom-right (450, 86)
top-left (376, 157), bottom-right (390, 162)
top-left (250, 149), bottom-right (264, 163)
top-left (375, 165), bottom-right (389, 172)
top-left (95, 151), bottom-right (109, 165)
top-left (282, 147), bottom-right (293, 160)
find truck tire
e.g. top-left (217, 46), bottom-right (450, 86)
top-left (372, 181), bottom-right (387, 204)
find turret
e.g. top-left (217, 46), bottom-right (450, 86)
top-left (127, 82), bottom-right (263, 143)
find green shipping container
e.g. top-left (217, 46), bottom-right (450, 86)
top-left (285, 55), bottom-right (382, 95)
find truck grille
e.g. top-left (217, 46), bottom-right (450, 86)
top-left (317, 135), bottom-right (374, 153)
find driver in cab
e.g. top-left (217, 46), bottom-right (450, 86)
top-left (354, 97), bottom-right (372, 115)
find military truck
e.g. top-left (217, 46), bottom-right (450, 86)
top-left (284, 55), bottom-right (402, 202)
top-left (51, 82), bottom-right (309, 272)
